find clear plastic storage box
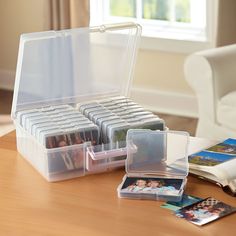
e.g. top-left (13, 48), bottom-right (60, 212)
top-left (12, 23), bottom-right (165, 182)
top-left (117, 130), bottom-right (189, 202)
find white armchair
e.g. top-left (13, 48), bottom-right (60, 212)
top-left (184, 44), bottom-right (236, 139)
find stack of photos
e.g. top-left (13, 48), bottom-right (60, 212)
top-left (188, 138), bottom-right (236, 166)
top-left (174, 197), bottom-right (236, 226)
top-left (118, 176), bottom-right (184, 200)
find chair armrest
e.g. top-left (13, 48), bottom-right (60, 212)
top-left (186, 44), bottom-right (236, 100)
top-left (184, 53), bottom-right (216, 121)
top-left (184, 44), bottom-right (236, 122)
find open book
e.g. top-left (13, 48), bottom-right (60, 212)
top-left (188, 138), bottom-right (236, 196)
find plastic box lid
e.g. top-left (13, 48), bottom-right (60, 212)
top-left (11, 23), bottom-right (141, 119)
top-left (126, 130), bottom-right (189, 178)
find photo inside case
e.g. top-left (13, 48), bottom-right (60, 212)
top-left (117, 129), bottom-right (189, 201)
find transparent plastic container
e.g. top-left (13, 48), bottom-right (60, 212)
top-left (12, 23), bottom-right (164, 182)
top-left (117, 129), bottom-right (189, 201)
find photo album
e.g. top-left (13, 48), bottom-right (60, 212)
top-left (188, 138), bottom-right (236, 196)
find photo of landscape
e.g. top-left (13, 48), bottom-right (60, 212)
top-left (188, 151), bottom-right (236, 166)
top-left (206, 138), bottom-right (236, 155)
top-left (223, 138), bottom-right (236, 146)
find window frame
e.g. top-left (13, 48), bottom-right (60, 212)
top-left (90, 0), bottom-right (218, 53)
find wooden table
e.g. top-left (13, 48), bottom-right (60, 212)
top-left (0, 131), bottom-right (235, 236)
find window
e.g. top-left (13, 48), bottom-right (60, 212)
top-left (90, 0), bottom-right (217, 53)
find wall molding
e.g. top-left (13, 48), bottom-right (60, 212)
top-left (0, 69), bottom-right (15, 90)
top-left (131, 87), bottom-right (198, 118)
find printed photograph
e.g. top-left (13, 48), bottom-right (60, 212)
top-left (161, 194), bottom-right (202, 211)
top-left (46, 136), bottom-right (57, 149)
top-left (120, 177), bottom-right (183, 195)
top-left (223, 138), bottom-right (236, 146)
top-left (70, 132), bottom-right (84, 145)
top-left (84, 129), bottom-right (93, 143)
top-left (55, 134), bottom-right (69, 148)
top-left (91, 129), bottom-right (99, 145)
top-left (113, 127), bottom-right (129, 144)
top-left (206, 140), bottom-right (236, 155)
top-left (188, 151), bottom-right (236, 166)
top-left (174, 197), bottom-right (236, 226)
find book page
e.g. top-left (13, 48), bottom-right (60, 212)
top-left (188, 137), bottom-right (217, 155)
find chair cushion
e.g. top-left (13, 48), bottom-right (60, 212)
top-left (217, 91), bottom-right (236, 130)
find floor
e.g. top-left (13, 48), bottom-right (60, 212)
top-left (158, 113), bottom-right (198, 136)
top-left (0, 89), bottom-right (198, 136)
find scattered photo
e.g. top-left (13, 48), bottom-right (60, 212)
top-left (120, 177), bottom-right (183, 195)
top-left (161, 194), bottom-right (202, 211)
top-left (174, 197), bottom-right (236, 226)
top-left (188, 151), bottom-right (236, 166)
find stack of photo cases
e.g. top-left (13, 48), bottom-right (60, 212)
top-left (16, 96), bottom-right (165, 179)
top-left (16, 104), bottom-right (100, 175)
top-left (78, 96), bottom-right (164, 150)
top-left (117, 129), bottom-right (189, 202)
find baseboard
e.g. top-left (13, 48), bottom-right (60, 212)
top-left (131, 87), bottom-right (198, 118)
top-left (0, 69), bottom-right (15, 90)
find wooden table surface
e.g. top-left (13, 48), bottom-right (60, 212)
top-left (0, 131), bottom-right (235, 236)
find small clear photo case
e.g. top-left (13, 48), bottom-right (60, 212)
top-left (117, 129), bottom-right (189, 202)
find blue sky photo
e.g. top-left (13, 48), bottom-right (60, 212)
top-left (189, 150), bottom-right (235, 164)
top-left (223, 138), bottom-right (236, 146)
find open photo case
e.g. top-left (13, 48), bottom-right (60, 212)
top-left (117, 129), bottom-right (189, 201)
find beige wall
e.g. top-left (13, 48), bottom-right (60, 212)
top-left (134, 49), bottom-right (192, 94)
top-left (0, 0), bottom-right (50, 71)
